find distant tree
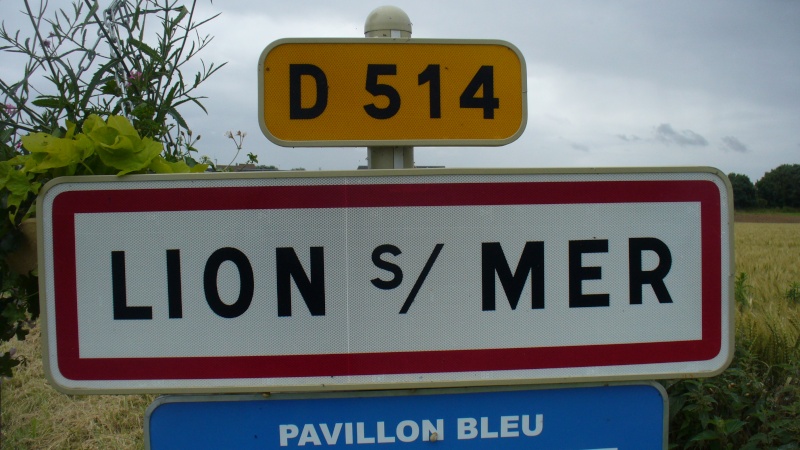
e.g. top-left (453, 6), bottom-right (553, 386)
top-left (755, 164), bottom-right (800, 208)
top-left (728, 173), bottom-right (757, 209)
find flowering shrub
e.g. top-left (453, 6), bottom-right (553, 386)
top-left (0, 0), bottom-right (222, 376)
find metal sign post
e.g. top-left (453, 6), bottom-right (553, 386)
top-left (364, 6), bottom-right (414, 169)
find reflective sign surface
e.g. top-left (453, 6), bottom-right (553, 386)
top-left (258, 39), bottom-right (526, 146)
top-left (39, 168), bottom-right (733, 393)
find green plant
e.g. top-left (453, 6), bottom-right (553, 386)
top-left (221, 130), bottom-right (259, 171)
top-left (664, 343), bottom-right (800, 449)
top-left (786, 282), bottom-right (800, 305)
top-left (734, 272), bottom-right (753, 308)
top-left (0, 114), bottom-right (207, 377)
top-left (1, 0), bottom-right (222, 377)
top-left (0, 0), bottom-right (223, 161)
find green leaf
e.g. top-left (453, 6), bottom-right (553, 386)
top-left (101, 79), bottom-right (120, 96)
top-left (82, 115), bottom-right (163, 175)
top-left (95, 135), bottom-right (162, 176)
top-left (32, 97), bottom-right (66, 108)
top-left (84, 1), bottom-right (98, 25)
top-left (20, 131), bottom-right (85, 172)
top-left (2, 169), bottom-right (36, 221)
top-left (0, 351), bottom-right (22, 378)
top-left (0, 164), bottom-right (8, 190)
top-left (106, 115), bottom-right (139, 139)
top-left (689, 430), bottom-right (721, 442)
top-left (166, 107), bottom-right (188, 129)
top-left (190, 163), bottom-right (209, 173)
top-left (170, 6), bottom-right (189, 29)
top-left (189, 97), bottom-right (208, 114)
top-left (149, 156), bottom-right (188, 173)
top-left (148, 155), bottom-right (209, 174)
top-left (1, 166), bottom-right (31, 197)
top-left (80, 62), bottom-right (116, 111)
top-left (148, 157), bottom-right (175, 173)
top-left (64, 121), bottom-right (77, 139)
top-left (88, 125), bottom-right (124, 148)
top-left (158, 85), bottom-right (179, 122)
top-left (82, 114), bottom-right (105, 134)
top-left (18, 133), bottom-right (44, 153)
top-left (724, 419), bottom-right (746, 435)
top-left (25, 142), bottom-right (83, 172)
top-left (75, 134), bottom-right (96, 160)
top-left (128, 38), bottom-right (163, 63)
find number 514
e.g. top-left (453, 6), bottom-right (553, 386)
top-left (289, 64), bottom-right (499, 120)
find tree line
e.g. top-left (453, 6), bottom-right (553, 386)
top-left (728, 164), bottom-right (800, 210)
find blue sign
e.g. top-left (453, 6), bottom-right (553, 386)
top-left (145, 384), bottom-right (666, 449)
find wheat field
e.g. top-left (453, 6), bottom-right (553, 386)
top-left (734, 222), bottom-right (800, 366)
top-left (735, 223), bottom-right (800, 301)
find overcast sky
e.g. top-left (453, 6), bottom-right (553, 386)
top-left (3, 1), bottom-right (799, 181)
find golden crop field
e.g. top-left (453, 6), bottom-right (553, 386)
top-left (735, 222), bottom-right (800, 302)
top-left (734, 222), bottom-right (800, 366)
top-left (1, 221), bottom-right (799, 449)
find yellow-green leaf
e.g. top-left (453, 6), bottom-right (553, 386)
top-left (106, 115), bottom-right (140, 139)
top-left (75, 134), bottom-right (95, 159)
top-left (88, 125), bottom-right (122, 148)
top-left (20, 132), bottom-right (53, 153)
top-left (4, 169), bottom-right (33, 197)
top-left (149, 156), bottom-right (184, 173)
top-left (190, 163), bottom-right (209, 173)
top-left (82, 114), bottom-right (104, 134)
top-left (64, 120), bottom-right (77, 139)
top-left (2, 169), bottom-right (36, 221)
top-left (96, 135), bottom-right (162, 175)
top-left (150, 157), bottom-right (210, 174)
top-left (21, 133), bottom-right (84, 172)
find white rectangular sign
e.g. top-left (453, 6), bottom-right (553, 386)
top-left (39, 168), bottom-right (733, 393)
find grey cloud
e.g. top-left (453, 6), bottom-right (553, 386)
top-left (654, 124), bottom-right (709, 147)
top-left (721, 136), bottom-right (749, 153)
top-left (616, 134), bottom-right (642, 142)
top-left (571, 142), bottom-right (590, 152)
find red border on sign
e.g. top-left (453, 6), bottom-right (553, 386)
top-left (49, 180), bottom-right (723, 381)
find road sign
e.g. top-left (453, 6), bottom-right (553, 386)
top-left (258, 38), bottom-right (527, 147)
top-left (146, 384), bottom-right (667, 449)
top-left (38, 168), bottom-right (733, 393)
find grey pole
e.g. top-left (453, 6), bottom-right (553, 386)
top-left (364, 6), bottom-right (414, 169)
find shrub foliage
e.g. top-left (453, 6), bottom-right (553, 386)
top-left (665, 343), bottom-right (800, 449)
top-left (0, 0), bottom-right (222, 377)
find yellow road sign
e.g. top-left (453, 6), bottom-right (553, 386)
top-left (258, 38), bottom-right (527, 147)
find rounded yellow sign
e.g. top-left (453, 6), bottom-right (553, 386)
top-left (258, 38), bottom-right (527, 147)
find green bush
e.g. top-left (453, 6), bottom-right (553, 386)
top-left (665, 269), bottom-right (800, 448)
top-left (664, 343), bottom-right (800, 449)
top-left (0, 0), bottom-right (222, 377)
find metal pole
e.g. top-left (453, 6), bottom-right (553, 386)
top-left (364, 6), bottom-right (414, 169)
